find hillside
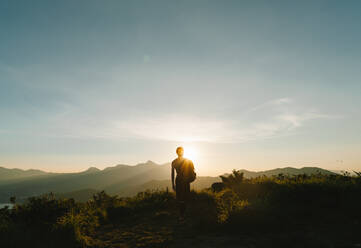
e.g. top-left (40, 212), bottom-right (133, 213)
top-left (0, 161), bottom-right (170, 202)
top-left (237, 166), bottom-right (336, 178)
top-left (0, 163), bottom-right (336, 203)
top-left (55, 189), bottom-right (99, 202)
top-left (1, 172), bottom-right (360, 248)
top-left (0, 166), bottom-right (50, 181)
top-left (119, 176), bottom-right (222, 196)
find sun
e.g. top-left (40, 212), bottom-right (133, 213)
top-left (182, 146), bottom-right (198, 162)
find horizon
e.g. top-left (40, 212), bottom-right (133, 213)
top-left (1, 1), bottom-right (361, 176)
top-left (0, 160), bottom-right (351, 176)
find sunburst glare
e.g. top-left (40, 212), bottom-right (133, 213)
top-left (182, 145), bottom-right (199, 162)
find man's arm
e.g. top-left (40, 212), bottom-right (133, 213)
top-left (171, 164), bottom-right (175, 191)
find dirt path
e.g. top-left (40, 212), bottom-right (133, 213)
top-left (88, 210), bottom-right (254, 248)
top-left (88, 210), bottom-right (359, 248)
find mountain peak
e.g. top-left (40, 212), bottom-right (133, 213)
top-left (134, 160), bottom-right (158, 167)
top-left (83, 167), bottom-right (100, 173)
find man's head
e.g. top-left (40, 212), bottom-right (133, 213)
top-left (176, 146), bottom-right (184, 157)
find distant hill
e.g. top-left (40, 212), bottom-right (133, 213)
top-left (330, 170), bottom-right (357, 176)
top-left (0, 163), bottom-right (336, 202)
top-left (0, 161), bottom-right (170, 202)
top-left (0, 166), bottom-right (50, 182)
top-left (237, 167), bottom-right (336, 178)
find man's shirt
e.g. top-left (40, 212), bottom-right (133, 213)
top-left (172, 157), bottom-right (194, 179)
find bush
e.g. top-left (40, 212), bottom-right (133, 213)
top-left (1, 172), bottom-right (360, 247)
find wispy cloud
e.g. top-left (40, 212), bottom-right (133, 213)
top-left (58, 97), bottom-right (336, 143)
top-left (246, 97), bottom-right (293, 113)
top-left (1, 64), bottom-right (338, 143)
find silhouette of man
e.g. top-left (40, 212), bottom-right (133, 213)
top-left (171, 146), bottom-right (195, 219)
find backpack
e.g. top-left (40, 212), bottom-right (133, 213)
top-left (181, 159), bottom-right (197, 183)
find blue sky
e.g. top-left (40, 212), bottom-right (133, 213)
top-left (1, 0), bottom-right (361, 174)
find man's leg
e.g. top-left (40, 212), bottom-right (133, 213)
top-left (182, 183), bottom-right (190, 217)
top-left (176, 181), bottom-right (186, 219)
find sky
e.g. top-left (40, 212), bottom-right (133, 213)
top-left (1, 0), bottom-right (361, 175)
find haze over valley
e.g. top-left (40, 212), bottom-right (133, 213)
top-left (0, 161), bottom-right (337, 203)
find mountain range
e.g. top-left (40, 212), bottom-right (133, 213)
top-left (0, 161), bottom-right (336, 203)
top-left (0, 167), bottom-right (49, 181)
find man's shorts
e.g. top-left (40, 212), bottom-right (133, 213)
top-left (176, 177), bottom-right (190, 202)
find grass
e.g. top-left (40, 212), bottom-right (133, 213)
top-left (1, 171), bottom-right (360, 247)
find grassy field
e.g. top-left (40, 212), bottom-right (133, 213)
top-left (1, 171), bottom-right (360, 248)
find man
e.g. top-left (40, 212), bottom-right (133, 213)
top-left (171, 146), bottom-right (196, 219)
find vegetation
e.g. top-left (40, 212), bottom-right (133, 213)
top-left (0, 163), bottom-right (335, 203)
top-left (1, 172), bottom-right (360, 247)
